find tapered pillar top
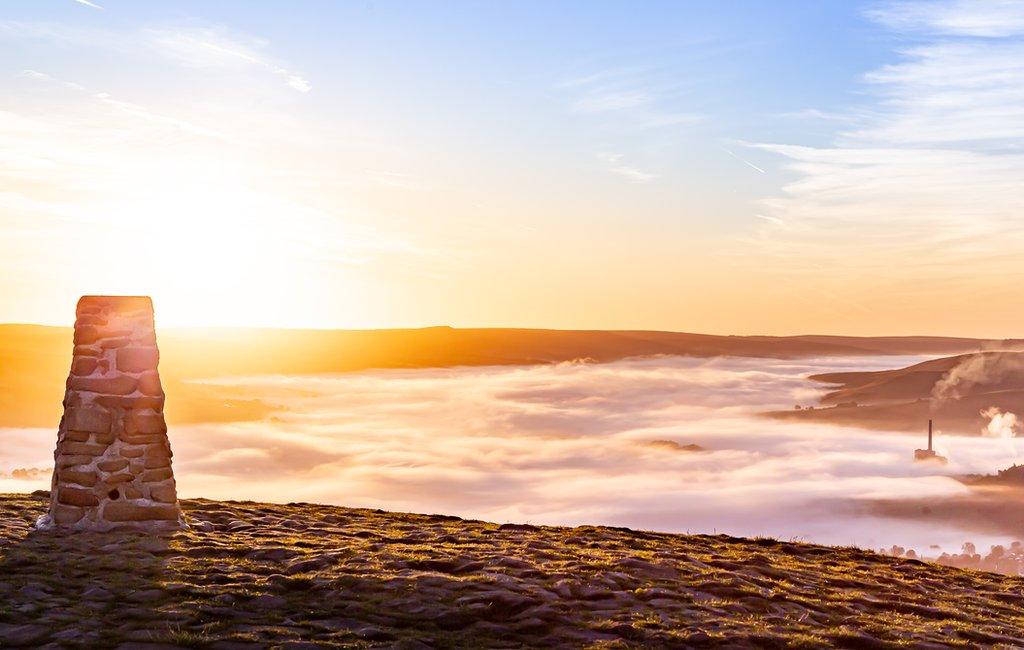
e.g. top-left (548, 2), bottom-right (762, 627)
top-left (77, 295), bottom-right (153, 309)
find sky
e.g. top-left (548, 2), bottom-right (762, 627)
top-left (1, 0), bottom-right (1023, 335)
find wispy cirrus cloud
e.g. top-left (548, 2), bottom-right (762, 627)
top-left (597, 152), bottom-right (659, 183)
top-left (0, 20), bottom-right (109, 47)
top-left (0, 21), bottom-right (311, 93)
top-left (20, 69), bottom-right (84, 91)
top-left (867, 0), bottom-right (1024, 37)
top-left (21, 69), bottom-right (224, 139)
top-left (72, 0), bottom-right (103, 9)
top-left (744, 0), bottom-right (1024, 285)
top-left (145, 27), bottom-right (311, 93)
top-left (562, 67), bottom-right (701, 130)
top-left (573, 90), bottom-right (651, 113)
top-left (565, 67), bottom-right (698, 184)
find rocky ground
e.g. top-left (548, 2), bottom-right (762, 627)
top-left (3, 493), bottom-right (1024, 648)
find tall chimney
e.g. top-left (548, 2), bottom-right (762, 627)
top-left (928, 419), bottom-right (933, 451)
top-left (35, 296), bottom-right (184, 531)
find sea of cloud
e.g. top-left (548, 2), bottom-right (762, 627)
top-left (4, 354), bottom-right (1024, 553)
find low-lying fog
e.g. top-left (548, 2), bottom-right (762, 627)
top-left (4, 354), bottom-right (1023, 554)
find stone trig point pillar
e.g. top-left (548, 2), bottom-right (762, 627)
top-left (36, 296), bottom-right (185, 531)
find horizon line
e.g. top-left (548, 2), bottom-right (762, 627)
top-left (0, 321), bottom-right (1017, 341)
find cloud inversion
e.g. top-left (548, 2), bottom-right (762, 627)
top-left (7, 354), bottom-right (1021, 553)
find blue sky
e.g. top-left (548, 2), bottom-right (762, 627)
top-left (2, 1), bottom-right (1024, 335)
top-left (0, 0), bottom-right (891, 210)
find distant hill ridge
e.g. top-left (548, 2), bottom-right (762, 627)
top-left (1, 323), bottom-right (1016, 428)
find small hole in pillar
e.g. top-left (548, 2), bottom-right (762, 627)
top-left (108, 489), bottom-right (120, 500)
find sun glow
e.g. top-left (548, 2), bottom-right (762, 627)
top-left (51, 171), bottom-right (366, 327)
top-left (1, 58), bottom-right (405, 329)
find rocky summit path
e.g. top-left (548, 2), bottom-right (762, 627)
top-left (1, 493), bottom-right (1024, 648)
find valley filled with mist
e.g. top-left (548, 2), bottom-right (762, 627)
top-left (4, 326), bottom-right (1024, 568)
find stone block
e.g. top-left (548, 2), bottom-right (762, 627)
top-left (99, 337), bottom-right (132, 349)
top-left (61, 392), bottom-right (82, 409)
top-left (73, 345), bottom-right (100, 357)
top-left (103, 502), bottom-right (179, 522)
top-left (63, 442), bottom-right (107, 456)
top-left (128, 313), bottom-right (154, 326)
top-left (73, 325), bottom-right (102, 345)
top-left (122, 486), bottom-right (143, 499)
top-left (65, 407), bottom-right (111, 433)
top-left (105, 473), bottom-right (135, 484)
top-left (146, 444), bottom-right (172, 460)
top-left (75, 314), bottom-right (106, 326)
top-left (76, 302), bottom-right (103, 315)
top-left (133, 331), bottom-right (157, 346)
top-left (58, 487), bottom-right (99, 507)
top-left (119, 447), bottom-right (145, 458)
top-left (94, 432), bottom-right (115, 445)
top-left (104, 331), bottom-right (131, 342)
top-left (117, 347), bottom-right (159, 373)
top-left (97, 459), bottom-right (129, 472)
top-left (58, 470), bottom-right (98, 487)
top-left (93, 395), bottom-right (131, 409)
top-left (125, 411), bottom-right (167, 435)
top-left (137, 372), bottom-right (164, 397)
top-left (53, 505), bottom-right (84, 525)
top-left (79, 295), bottom-right (153, 312)
top-left (65, 431), bottom-right (91, 442)
top-left (144, 454), bottom-right (171, 470)
top-left (69, 375), bottom-right (137, 395)
top-left (56, 454), bottom-right (93, 468)
top-left (141, 468), bottom-right (173, 482)
top-left (94, 394), bottom-right (164, 410)
top-left (71, 357), bottom-right (98, 376)
top-left (150, 484), bottom-right (177, 503)
top-left (141, 395), bottom-right (165, 409)
top-left (119, 433), bottom-right (165, 445)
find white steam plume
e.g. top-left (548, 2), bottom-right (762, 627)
top-left (932, 352), bottom-right (1024, 404)
top-left (981, 406), bottom-right (1020, 438)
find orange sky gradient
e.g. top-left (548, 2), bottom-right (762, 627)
top-left (3, 2), bottom-right (1024, 337)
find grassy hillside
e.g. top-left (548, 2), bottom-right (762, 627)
top-left (768, 351), bottom-right (1024, 434)
top-left (1, 493), bottom-right (1024, 648)
top-left (812, 352), bottom-right (1024, 406)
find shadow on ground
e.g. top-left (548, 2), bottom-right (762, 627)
top-left (0, 494), bottom-right (188, 647)
top-left (3, 492), bottom-right (1024, 648)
